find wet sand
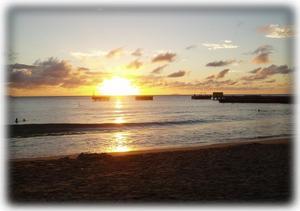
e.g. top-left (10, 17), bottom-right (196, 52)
top-left (9, 137), bottom-right (292, 203)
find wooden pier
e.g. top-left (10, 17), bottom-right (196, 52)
top-left (218, 95), bottom-right (291, 104)
top-left (191, 94), bottom-right (212, 100)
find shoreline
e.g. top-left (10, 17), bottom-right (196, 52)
top-left (11, 135), bottom-right (291, 161)
top-left (10, 135), bottom-right (291, 202)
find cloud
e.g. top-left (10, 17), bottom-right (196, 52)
top-left (152, 52), bottom-right (176, 63)
top-left (216, 69), bottom-right (230, 79)
top-left (197, 79), bottom-right (237, 87)
top-left (206, 75), bottom-right (215, 80)
top-left (78, 67), bottom-right (90, 71)
top-left (265, 79), bottom-right (276, 83)
top-left (126, 59), bottom-right (143, 70)
top-left (252, 45), bottom-right (273, 55)
top-left (70, 50), bottom-right (106, 59)
top-left (106, 47), bottom-right (124, 58)
top-left (205, 69), bottom-right (230, 81)
top-left (8, 58), bottom-right (103, 89)
top-left (151, 64), bottom-right (168, 74)
top-left (249, 67), bottom-right (261, 74)
top-left (241, 64), bottom-right (292, 81)
top-left (131, 48), bottom-right (143, 57)
top-left (185, 45), bottom-right (197, 50)
top-left (167, 70), bottom-right (186, 78)
top-left (202, 40), bottom-right (238, 50)
top-left (206, 60), bottom-right (236, 67)
top-left (9, 63), bottom-right (36, 69)
top-left (251, 45), bottom-right (273, 64)
top-left (258, 24), bottom-right (294, 38)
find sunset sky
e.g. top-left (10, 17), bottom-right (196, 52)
top-left (8, 7), bottom-right (294, 96)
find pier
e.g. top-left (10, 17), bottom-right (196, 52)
top-left (191, 92), bottom-right (291, 104)
top-left (191, 94), bottom-right (212, 100)
top-left (218, 95), bottom-right (291, 104)
top-left (212, 92), bottom-right (224, 100)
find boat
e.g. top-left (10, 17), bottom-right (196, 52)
top-left (135, 96), bottom-right (153, 100)
top-left (91, 95), bottom-right (110, 101)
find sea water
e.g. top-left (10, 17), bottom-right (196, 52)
top-left (8, 96), bottom-right (293, 158)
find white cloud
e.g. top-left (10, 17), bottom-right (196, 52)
top-left (70, 50), bottom-right (106, 59)
top-left (258, 24), bottom-right (294, 39)
top-left (202, 40), bottom-right (238, 50)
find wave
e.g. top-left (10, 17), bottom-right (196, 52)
top-left (8, 119), bottom-right (211, 138)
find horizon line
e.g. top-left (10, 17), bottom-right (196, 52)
top-left (7, 93), bottom-right (292, 97)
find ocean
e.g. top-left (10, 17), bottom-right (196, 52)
top-left (8, 96), bottom-right (293, 159)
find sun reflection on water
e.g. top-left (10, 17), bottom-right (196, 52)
top-left (115, 99), bottom-right (122, 109)
top-left (106, 132), bottom-right (131, 152)
top-left (113, 98), bottom-right (126, 123)
top-left (114, 116), bottom-right (125, 124)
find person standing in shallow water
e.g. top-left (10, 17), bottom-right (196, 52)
top-left (15, 118), bottom-right (18, 124)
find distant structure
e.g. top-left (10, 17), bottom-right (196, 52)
top-left (91, 95), bottom-right (110, 101)
top-left (212, 92), bottom-right (224, 100)
top-left (135, 96), bottom-right (153, 101)
top-left (219, 95), bottom-right (291, 104)
top-left (191, 94), bottom-right (212, 100)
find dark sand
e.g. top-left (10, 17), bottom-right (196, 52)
top-left (9, 137), bottom-right (292, 203)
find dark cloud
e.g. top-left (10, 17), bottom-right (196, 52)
top-left (151, 64), bottom-right (168, 74)
top-left (167, 70), bottom-right (186, 78)
top-left (9, 63), bottom-right (36, 69)
top-left (131, 48), bottom-right (143, 57)
top-left (206, 75), bottom-right (215, 80)
top-left (249, 67), bottom-right (262, 74)
top-left (204, 69), bottom-right (230, 81)
top-left (106, 47), bottom-right (123, 58)
top-left (8, 57), bottom-right (103, 89)
top-left (197, 79), bottom-right (237, 87)
top-left (206, 60), bottom-right (235, 67)
top-left (251, 45), bottom-right (273, 64)
top-left (216, 69), bottom-right (230, 79)
top-left (152, 52), bottom-right (176, 63)
top-left (126, 59), bottom-right (143, 70)
top-left (185, 45), bottom-right (197, 50)
top-left (241, 64), bottom-right (292, 81)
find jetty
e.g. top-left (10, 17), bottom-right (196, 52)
top-left (135, 96), bottom-right (153, 101)
top-left (212, 92), bottom-right (224, 100)
top-left (218, 95), bottom-right (291, 104)
top-left (191, 94), bottom-right (212, 100)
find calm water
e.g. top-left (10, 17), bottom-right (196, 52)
top-left (8, 96), bottom-right (293, 158)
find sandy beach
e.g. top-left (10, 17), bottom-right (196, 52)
top-left (9, 136), bottom-right (292, 203)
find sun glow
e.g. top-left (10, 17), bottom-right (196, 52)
top-left (106, 132), bottom-right (131, 152)
top-left (97, 77), bottom-right (140, 96)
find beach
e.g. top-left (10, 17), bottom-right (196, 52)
top-left (9, 136), bottom-right (291, 203)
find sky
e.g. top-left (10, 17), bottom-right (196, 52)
top-left (7, 7), bottom-right (294, 96)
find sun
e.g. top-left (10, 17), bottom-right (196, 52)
top-left (97, 77), bottom-right (140, 96)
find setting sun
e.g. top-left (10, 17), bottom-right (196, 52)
top-left (97, 77), bottom-right (140, 96)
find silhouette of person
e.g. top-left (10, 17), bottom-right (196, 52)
top-left (15, 118), bottom-right (18, 124)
